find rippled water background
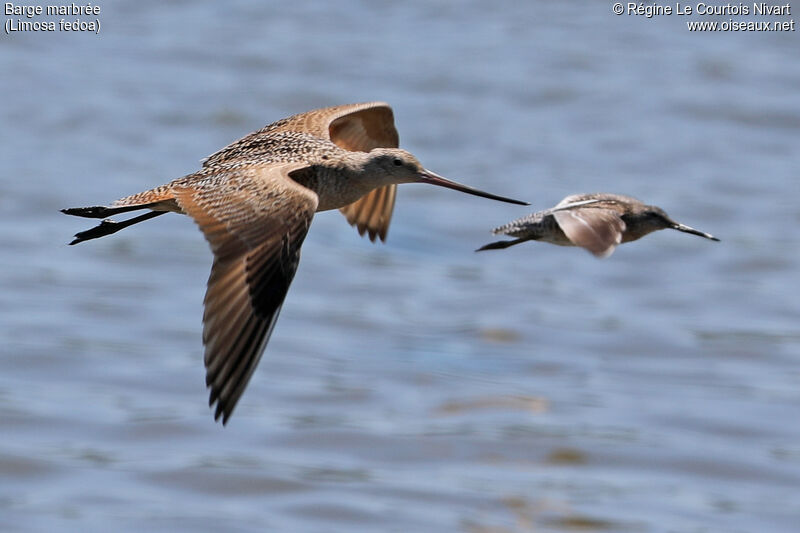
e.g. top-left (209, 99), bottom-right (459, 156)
top-left (2, 2), bottom-right (799, 532)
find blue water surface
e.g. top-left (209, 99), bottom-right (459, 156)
top-left (1, 2), bottom-right (798, 532)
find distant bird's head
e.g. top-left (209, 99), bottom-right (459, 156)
top-left (363, 148), bottom-right (528, 205)
top-left (633, 205), bottom-right (719, 242)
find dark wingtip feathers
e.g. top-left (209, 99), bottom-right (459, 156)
top-left (208, 388), bottom-right (234, 426)
top-left (355, 223), bottom-right (388, 243)
top-left (211, 399), bottom-right (232, 426)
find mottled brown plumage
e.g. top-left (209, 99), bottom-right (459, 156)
top-left (478, 193), bottom-right (719, 257)
top-left (62, 102), bottom-right (527, 424)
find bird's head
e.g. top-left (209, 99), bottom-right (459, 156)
top-left (637, 205), bottom-right (719, 241)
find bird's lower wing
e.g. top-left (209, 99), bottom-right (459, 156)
top-left (173, 162), bottom-right (318, 424)
top-left (553, 208), bottom-right (626, 258)
top-left (338, 184), bottom-right (397, 242)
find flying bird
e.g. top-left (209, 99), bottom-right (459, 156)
top-left (63, 102), bottom-right (527, 424)
top-left (477, 193), bottom-right (718, 257)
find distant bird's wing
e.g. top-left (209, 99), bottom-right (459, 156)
top-left (291, 102), bottom-right (400, 242)
top-left (172, 162), bottom-right (319, 424)
top-left (553, 207), bottom-right (626, 258)
top-left (551, 198), bottom-right (602, 211)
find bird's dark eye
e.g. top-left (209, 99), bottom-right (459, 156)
top-left (393, 158), bottom-right (403, 167)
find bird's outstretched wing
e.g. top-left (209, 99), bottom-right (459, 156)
top-left (553, 207), bottom-right (626, 258)
top-left (173, 162), bottom-right (318, 424)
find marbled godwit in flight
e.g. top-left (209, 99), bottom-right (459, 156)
top-left (477, 193), bottom-right (718, 257)
top-left (62, 102), bottom-right (527, 424)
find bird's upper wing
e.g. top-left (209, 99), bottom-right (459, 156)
top-left (553, 207), bottom-right (626, 258)
top-left (552, 197), bottom-right (602, 211)
top-left (272, 102), bottom-right (399, 148)
top-left (279, 102), bottom-right (401, 242)
top-left (202, 103), bottom-right (399, 241)
top-left (172, 162), bottom-right (318, 424)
